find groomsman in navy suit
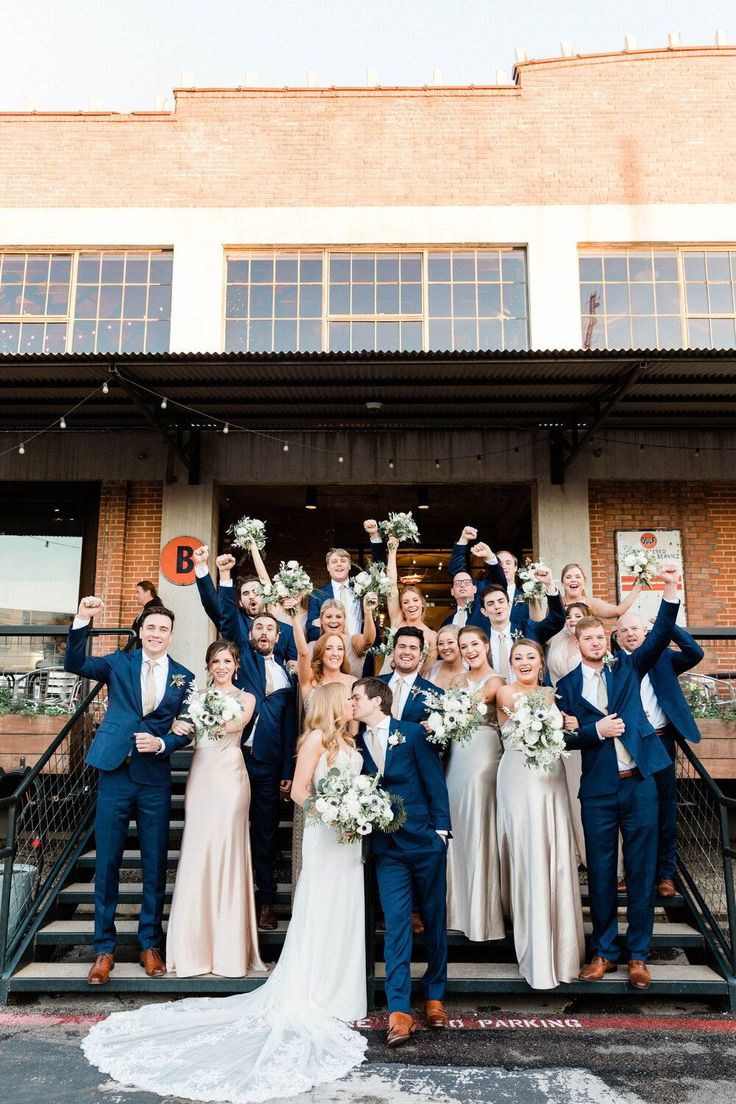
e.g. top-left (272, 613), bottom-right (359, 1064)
top-left (192, 545), bottom-right (297, 665)
top-left (352, 677), bottom-right (451, 1046)
top-left (64, 597), bottom-right (194, 985)
top-left (556, 564), bottom-right (681, 990)
top-left (379, 626), bottom-right (440, 725)
top-left (447, 527), bottom-right (540, 632)
top-left (219, 596), bottom-right (297, 930)
top-left (305, 519), bottom-right (386, 643)
top-left (615, 614), bottom-right (704, 897)
top-left (478, 570), bottom-right (565, 679)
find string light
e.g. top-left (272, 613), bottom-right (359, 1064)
top-left (59, 416), bottom-right (66, 429)
top-left (223, 423), bottom-right (229, 434)
top-left (338, 455), bottom-right (344, 463)
top-left (102, 380), bottom-right (109, 395)
top-left (434, 458), bottom-right (440, 469)
top-left (18, 443), bottom-right (25, 454)
top-left (283, 442), bottom-right (289, 452)
top-left (160, 397), bottom-right (168, 410)
top-left (388, 458), bottom-right (394, 469)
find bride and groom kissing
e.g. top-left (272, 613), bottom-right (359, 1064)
top-left (80, 651), bottom-right (451, 1102)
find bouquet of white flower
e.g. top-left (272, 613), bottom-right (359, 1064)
top-left (622, 546), bottom-right (659, 589)
top-left (257, 560), bottom-right (313, 611)
top-left (227, 515), bottom-right (267, 552)
top-left (515, 560), bottom-right (549, 605)
top-left (304, 767), bottom-right (407, 843)
top-left (502, 689), bottom-right (568, 772)
top-left (421, 685), bottom-right (488, 748)
top-left (379, 511), bottom-right (421, 543)
top-left (351, 562), bottom-right (397, 603)
top-left (184, 686), bottom-right (243, 743)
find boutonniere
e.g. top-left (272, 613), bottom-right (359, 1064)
top-left (602, 653), bottom-right (618, 672)
top-left (511, 628), bottom-right (523, 642)
top-left (286, 660), bottom-right (298, 677)
top-left (170, 673), bottom-right (186, 689)
top-left (409, 686), bottom-right (421, 699)
top-left (388, 730), bottom-right (406, 748)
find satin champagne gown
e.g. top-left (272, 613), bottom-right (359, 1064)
top-left (497, 707), bottom-right (585, 989)
top-left (546, 630), bottom-right (587, 866)
top-left (166, 699), bottom-right (265, 978)
top-left (445, 672), bottom-right (505, 941)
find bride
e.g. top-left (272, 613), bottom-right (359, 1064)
top-left (82, 682), bottom-right (368, 1103)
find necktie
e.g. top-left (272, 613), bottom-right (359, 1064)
top-left (367, 727), bottom-right (385, 772)
top-left (143, 660), bottom-right (157, 715)
top-left (496, 633), bottom-right (510, 679)
top-left (391, 677), bottom-right (406, 719)
top-left (455, 607), bottom-right (468, 628)
top-left (264, 656), bottom-right (276, 695)
top-left (597, 669), bottom-right (632, 766)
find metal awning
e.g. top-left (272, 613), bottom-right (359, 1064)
top-left (1, 348), bottom-right (734, 483)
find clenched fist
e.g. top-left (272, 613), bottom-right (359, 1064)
top-left (459, 526), bottom-right (478, 544)
top-left (216, 554), bottom-right (237, 572)
top-left (193, 545), bottom-right (209, 566)
top-left (78, 596), bottom-right (104, 618)
top-left (363, 519), bottom-right (379, 538)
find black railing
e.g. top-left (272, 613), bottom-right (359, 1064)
top-left (0, 626), bottom-right (135, 988)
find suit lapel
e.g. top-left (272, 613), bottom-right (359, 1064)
top-left (604, 665), bottom-right (615, 712)
top-left (128, 650), bottom-right (144, 713)
top-left (358, 726), bottom-right (379, 775)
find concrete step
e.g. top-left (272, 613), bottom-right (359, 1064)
top-left (36, 918), bottom-right (704, 951)
top-left (9, 959), bottom-right (726, 998)
top-left (59, 882), bottom-right (293, 906)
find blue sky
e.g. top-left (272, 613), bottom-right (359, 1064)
top-left (2, 0), bottom-right (733, 111)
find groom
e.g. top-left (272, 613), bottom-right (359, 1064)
top-left (351, 677), bottom-right (451, 1047)
top-left (64, 597), bottom-right (194, 984)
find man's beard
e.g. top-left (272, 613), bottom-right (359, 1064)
top-left (253, 641), bottom-right (274, 655)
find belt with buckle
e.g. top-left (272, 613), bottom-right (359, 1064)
top-left (619, 766), bottom-right (641, 780)
top-left (655, 723), bottom-right (674, 736)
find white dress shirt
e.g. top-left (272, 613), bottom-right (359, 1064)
top-left (580, 663), bottom-right (636, 771)
top-left (452, 605), bottom-right (469, 628)
top-left (332, 580), bottom-right (361, 636)
top-left (263, 653), bottom-right (290, 694)
top-left (490, 626), bottom-right (515, 683)
top-left (389, 669), bottom-right (419, 718)
top-left (619, 645), bottom-right (670, 730)
top-left (365, 715), bottom-right (392, 772)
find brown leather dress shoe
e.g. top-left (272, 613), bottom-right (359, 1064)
top-left (257, 904), bottom-right (278, 930)
top-left (425, 1000), bottom-right (448, 1028)
top-left (87, 953), bottom-right (115, 986)
top-left (628, 959), bottom-right (652, 989)
top-left (657, 878), bottom-right (677, 897)
top-left (411, 912), bottom-right (425, 935)
top-left (578, 956), bottom-right (617, 981)
top-left (387, 1011), bottom-right (416, 1047)
top-left (139, 948), bottom-right (166, 977)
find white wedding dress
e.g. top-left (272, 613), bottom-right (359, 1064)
top-left (82, 748), bottom-right (367, 1103)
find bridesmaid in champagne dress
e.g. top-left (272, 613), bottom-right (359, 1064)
top-left (496, 638), bottom-right (584, 990)
top-left (445, 626), bottom-right (506, 941)
top-left (166, 639), bottom-right (266, 978)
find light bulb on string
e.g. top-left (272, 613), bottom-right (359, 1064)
top-left (223, 423), bottom-right (229, 434)
top-left (283, 442), bottom-right (289, 452)
top-left (18, 443), bottom-right (25, 455)
top-left (338, 455), bottom-right (344, 464)
top-left (102, 380), bottom-right (109, 395)
top-left (59, 416), bottom-right (67, 429)
top-left (388, 458), bottom-right (394, 469)
top-left (160, 397), bottom-right (168, 410)
top-left (434, 459), bottom-right (440, 469)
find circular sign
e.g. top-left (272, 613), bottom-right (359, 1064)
top-left (639, 532), bottom-right (658, 549)
top-left (160, 536), bottom-right (204, 585)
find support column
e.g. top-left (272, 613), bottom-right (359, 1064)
top-left (532, 477), bottom-right (591, 581)
top-left (158, 479), bottom-right (218, 682)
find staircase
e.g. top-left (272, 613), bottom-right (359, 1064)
top-left (5, 745), bottom-right (731, 1005)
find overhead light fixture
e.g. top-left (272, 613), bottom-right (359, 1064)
top-left (366, 400), bottom-right (382, 411)
top-left (417, 486), bottom-right (429, 510)
top-left (305, 486), bottom-right (318, 510)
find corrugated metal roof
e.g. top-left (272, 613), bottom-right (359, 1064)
top-left (1, 347), bottom-right (735, 432)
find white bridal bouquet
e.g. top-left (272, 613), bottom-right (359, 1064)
top-left (351, 562), bottom-right (397, 602)
top-left (304, 767), bottom-right (406, 843)
top-left (515, 560), bottom-right (549, 605)
top-left (257, 560), bottom-right (313, 611)
top-left (227, 515), bottom-right (267, 552)
top-left (622, 546), bottom-right (659, 589)
top-left (502, 690), bottom-right (568, 772)
top-left (422, 685), bottom-right (488, 749)
top-left (184, 687), bottom-right (243, 743)
top-left (379, 510), bottom-right (421, 543)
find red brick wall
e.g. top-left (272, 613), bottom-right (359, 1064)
top-left (588, 480), bottom-right (736, 628)
top-left (1, 48), bottom-right (734, 208)
top-left (94, 481), bottom-right (163, 634)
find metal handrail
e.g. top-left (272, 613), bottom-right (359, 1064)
top-left (0, 626), bottom-right (136, 978)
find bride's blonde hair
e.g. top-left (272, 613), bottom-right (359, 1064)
top-left (297, 682), bottom-right (355, 765)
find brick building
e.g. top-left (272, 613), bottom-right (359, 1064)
top-left (0, 43), bottom-right (735, 677)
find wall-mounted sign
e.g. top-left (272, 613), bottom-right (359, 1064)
top-left (615, 529), bottom-right (687, 625)
top-left (160, 536), bottom-right (203, 586)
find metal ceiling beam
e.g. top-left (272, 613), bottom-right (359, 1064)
top-left (111, 365), bottom-right (199, 485)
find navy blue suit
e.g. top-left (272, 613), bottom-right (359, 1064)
top-left (305, 541), bottom-right (386, 644)
top-left (360, 718), bottom-right (451, 1012)
top-left (629, 626), bottom-right (704, 881)
top-left (64, 624), bottom-right (194, 955)
top-left (446, 545), bottom-right (530, 631)
top-left (462, 594), bottom-right (566, 645)
top-left (556, 598), bottom-right (679, 962)
top-left (195, 573), bottom-right (297, 664)
top-left (378, 673), bottom-right (440, 725)
top-left (219, 584), bottom-right (298, 907)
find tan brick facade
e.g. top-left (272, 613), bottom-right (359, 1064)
top-left (1, 47), bottom-right (734, 208)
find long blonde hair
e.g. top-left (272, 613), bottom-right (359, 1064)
top-left (297, 682), bottom-right (355, 765)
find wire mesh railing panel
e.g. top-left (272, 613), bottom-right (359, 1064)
top-left (675, 740), bottom-right (736, 971)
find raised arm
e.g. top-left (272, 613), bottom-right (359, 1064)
top-left (385, 537), bottom-right (402, 627)
top-left (64, 597), bottom-right (114, 682)
top-left (587, 578), bottom-right (642, 620)
top-left (449, 526), bottom-right (476, 578)
top-left (285, 601), bottom-right (314, 694)
top-left (352, 593), bottom-right (378, 656)
top-left (248, 541), bottom-right (271, 587)
top-left (363, 518), bottom-right (386, 565)
top-left (469, 540), bottom-right (507, 591)
top-left (630, 565), bottom-right (680, 677)
top-left (216, 556), bottom-right (246, 647)
top-left (669, 625), bottom-right (705, 674)
top-left (192, 546), bottom-right (220, 630)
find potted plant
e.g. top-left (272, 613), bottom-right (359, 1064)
top-left (682, 678), bottom-right (736, 781)
top-left (0, 687), bottom-right (74, 774)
